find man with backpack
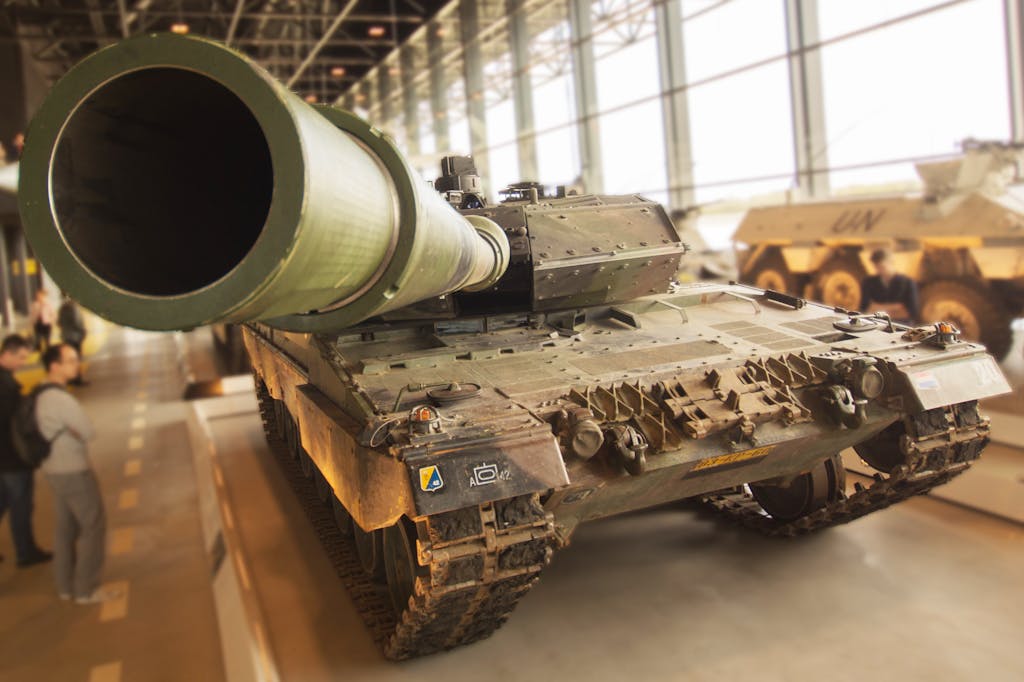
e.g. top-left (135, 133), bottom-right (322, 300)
top-left (0, 334), bottom-right (52, 567)
top-left (37, 343), bottom-right (110, 603)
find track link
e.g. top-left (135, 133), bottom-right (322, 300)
top-left (703, 402), bottom-right (990, 538)
top-left (254, 379), bottom-right (556, 659)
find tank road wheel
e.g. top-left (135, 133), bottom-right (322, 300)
top-left (273, 401), bottom-right (299, 460)
top-left (331, 496), bottom-right (353, 536)
top-left (383, 521), bottom-right (421, 614)
top-left (313, 468), bottom-right (332, 504)
top-left (854, 420), bottom-right (906, 474)
top-left (298, 446), bottom-right (314, 479)
top-left (253, 378), bottom-right (283, 443)
top-left (749, 455), bottom-right (846, 522)
top-left (814, 256), bottom-right (866, 311)
top-left (747, 253), bottom-right (797, 295)
top-left (920, 279), bottom-right (1013, 360)
top-left (353, 524), bottom-right (386, 581)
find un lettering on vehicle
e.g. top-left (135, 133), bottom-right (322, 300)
top-left (830, 209), bottom-right (886, 234)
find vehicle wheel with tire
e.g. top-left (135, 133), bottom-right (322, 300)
top-left (920, 279), bottom-right (1013, 360)
top-left (814, 256), bottom-right (866, 311)
top-left (746, 252), bottom-right (797, 295)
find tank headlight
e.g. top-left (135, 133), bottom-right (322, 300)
top-left (855, 366), bottom-right (885, 400)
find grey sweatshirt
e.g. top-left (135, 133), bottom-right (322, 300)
top-left (36, 384), bottom-right (95, 474)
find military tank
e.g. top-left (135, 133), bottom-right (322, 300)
top-left (19, 35), bottom-right (1011, 660)
top-left (734, 140), bottom-right (1024, 360)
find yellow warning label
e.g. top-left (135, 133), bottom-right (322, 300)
top-left (692, 446), bottom-right (774, 472)
top-left (419, 465), bottom-right (444, 492)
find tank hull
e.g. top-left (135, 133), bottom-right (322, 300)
top-left (245, 276), bottom-right (1005, 657)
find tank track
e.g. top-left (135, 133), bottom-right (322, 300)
top-left (702, 401), bottom-right (990, 538)
top-left (253, 379), bottom-right (556, 659)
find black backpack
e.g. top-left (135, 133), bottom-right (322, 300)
top-left (12, 384), bottom-right (65, 468)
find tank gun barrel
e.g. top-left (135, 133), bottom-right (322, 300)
top-left (18, 34), bottom-right (508, 331)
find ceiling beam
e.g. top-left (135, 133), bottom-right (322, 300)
top-left (225, 0), bottom-right (247, 46)
top-left (18, 34), bottom-right (395, 48)
top-left (7, 8), bottom-right (425, 23)
top-left (286, 0), bottom-right (361, 88)
top-left (236, 37), bottom-right (394, 47)
top-left (115, 0), bottom-right (130, 38)
top-left (256, 55), bottom-right (377, 65)
top-left (83, 0), bottom-right (112, 46)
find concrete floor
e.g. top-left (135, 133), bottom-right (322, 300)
top-left (0, 328), bottom-right (224, 682)
top-left (0, 325), bottom-right (1022, 681)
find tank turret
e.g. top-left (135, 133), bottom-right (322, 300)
top-left (20, 34), bottom-right (1012, 661)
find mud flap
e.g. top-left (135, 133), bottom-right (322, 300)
top-left (895, 354), bottom-right (1009, 411)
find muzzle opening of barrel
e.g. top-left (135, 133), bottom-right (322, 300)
top-left (49, 67), bottom-right (273, 297)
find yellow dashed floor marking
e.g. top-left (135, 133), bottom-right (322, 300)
top-left (123, 459), bottom-right (141, 477)
top-left (118, 489), bottom-right (138, 510)
top-left (128, 436), bottom-right (144, 451)
top-left (88, 661), bottom-right (122, 682)
top-left (98, 581), bottom-right (130, 623)
top-left (109, 528), bottom-right (135, 556)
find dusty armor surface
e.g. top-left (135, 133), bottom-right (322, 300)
top-left (19, 35), bottom-right (1012, 659)
top-left (734, 141), bottom-right (1024, 359)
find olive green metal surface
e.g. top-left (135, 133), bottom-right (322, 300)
top-left (19, 34), bottom-right (507, 332)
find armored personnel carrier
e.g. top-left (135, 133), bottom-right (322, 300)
top-left (735, 141), bottom-right (1024, 359)
top-left (19, 35), bottom-right (1011, 659)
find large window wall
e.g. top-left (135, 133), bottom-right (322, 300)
top-left (343, 0), bottom-right (1021, 211)
top-left (530, 21), bottom-right (579, 184)
top-left (682, 0), bottom-right (794, 204)
top-left (592, 1), bottom-right (668, 203)
top-left (819, 0), bottom-right (1010, 188)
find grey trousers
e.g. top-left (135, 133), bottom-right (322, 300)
top-left (47, 470), bottom-right (106, 598)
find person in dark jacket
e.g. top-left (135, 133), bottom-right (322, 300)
top-left (30, 289), bottom-right (55, 352)
top-left (859, 248), bottom-right (920, 325)
top-left (0, 334), bottom-right (52, 566)
top-left (57, 295), bottom-right (88, 386)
